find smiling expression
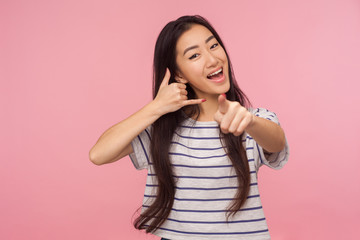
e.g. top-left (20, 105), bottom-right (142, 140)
top-left (175, 24), bottom-right (230, 99)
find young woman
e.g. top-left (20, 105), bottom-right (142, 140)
top-left (90, 15), bottom-right (289, 240)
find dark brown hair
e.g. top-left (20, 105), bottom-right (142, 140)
top-left (134, 15), bottom-right (251, 233)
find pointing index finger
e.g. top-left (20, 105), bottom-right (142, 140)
top-left (218, 93), bottom-right (229, 114)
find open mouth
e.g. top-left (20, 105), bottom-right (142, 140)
top-left (207, 68), bottom-right (224, 81)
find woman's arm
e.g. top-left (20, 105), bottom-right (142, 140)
top-left (89, 102), bottom-right (162, 165)
top-left (89, 69), bottom-right (204, 165)
top-left (214, 94), bottom-right (285, 153)
top-left (244, 115), bottom-right (285, 153)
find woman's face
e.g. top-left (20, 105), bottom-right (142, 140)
top-left (175, 24), bottom-right (230, 99)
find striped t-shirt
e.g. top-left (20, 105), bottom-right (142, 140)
top-left (129, 108), bottom-right (289, 240)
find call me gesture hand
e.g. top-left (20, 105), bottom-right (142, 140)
top-left (153, 68), bottom-right (205, 116)
top-left (214, 93), bottom-right (254, 137)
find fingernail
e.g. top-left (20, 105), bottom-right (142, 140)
top-left (221, 93), bottom-right (226, 98)
top-left (202, 99), bottom-right (207, 102)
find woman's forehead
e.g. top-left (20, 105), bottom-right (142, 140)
top-left (176, 24), bottom-right (213, 50)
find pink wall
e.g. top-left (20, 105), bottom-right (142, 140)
top-left (1, 0), bottom-right (359, 239)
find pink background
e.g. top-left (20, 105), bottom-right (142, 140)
top-left (1, 0), bottom-right (360, 239)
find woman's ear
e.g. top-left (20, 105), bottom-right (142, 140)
top-left (174, 74), bottom-right (188, 84)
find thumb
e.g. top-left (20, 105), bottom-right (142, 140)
top-left (160, 68), bottom-right (171, 89)
top-left (218, 93), bottom-right (229, 114)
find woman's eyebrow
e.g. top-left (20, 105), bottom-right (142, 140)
top-left (183, 35), bottom-right (215, 56)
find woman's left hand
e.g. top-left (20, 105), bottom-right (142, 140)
top-left (214, 94), bottom-right (254, 136)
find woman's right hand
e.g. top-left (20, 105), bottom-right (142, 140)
top-left (152, 68), bottom-right (205, 116)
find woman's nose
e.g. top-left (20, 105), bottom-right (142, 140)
top-left (205, 51), bottom-right (218, 68)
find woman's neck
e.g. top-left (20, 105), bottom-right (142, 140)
top-left (195, 95), bottom-right (219, 122)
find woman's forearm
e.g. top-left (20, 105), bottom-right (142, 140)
top-left (89, 101), bottom-right (162, 165)
top-left (245, 116), bottom-right (286, 153)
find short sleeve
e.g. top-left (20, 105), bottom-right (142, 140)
top-left (129, 125), bottom-right (152, 170)
top-left (249, 108), bottom-right (290, 171)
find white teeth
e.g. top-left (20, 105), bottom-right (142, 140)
top-left (208, 68), bottom-right (222, 77)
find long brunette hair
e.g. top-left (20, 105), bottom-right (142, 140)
top-left (134, 15), bottom-right (251, 233)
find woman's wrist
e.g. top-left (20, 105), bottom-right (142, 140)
top-left (244, 112), bottom-right (256, 132)
top-left (147, 99), bottom-right (166, 119)
top-left (245, 115), bottom-right (285, 153)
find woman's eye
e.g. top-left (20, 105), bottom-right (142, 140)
top-left (211, 43), bottom-right (219, 49)
top-left (189, 53), bottom-right (199, 60)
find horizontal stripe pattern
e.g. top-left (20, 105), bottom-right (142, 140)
top-left (144, 225), bottom-right (269, 235)
top-left (144, 194), bottom-right (260, 201)
top-left (129, 108), bottom-right (289, 239)
top-left (166, 217), bottom-right (266, 224)
top-left (146, 182), bottom-right (258, 191)
top-left (170, 141), bottom-right (224, 150)
top-left (142, 205), bottom-right (264, 213)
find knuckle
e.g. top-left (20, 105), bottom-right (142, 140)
top-left (230, 105), bottom-right (238, 112)
top-left (228, 125), bottom-right (236, 133)
top-left (221, 124), bottom-right (228, 133)
top-left (237, 125), bottom-right (245, 133)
